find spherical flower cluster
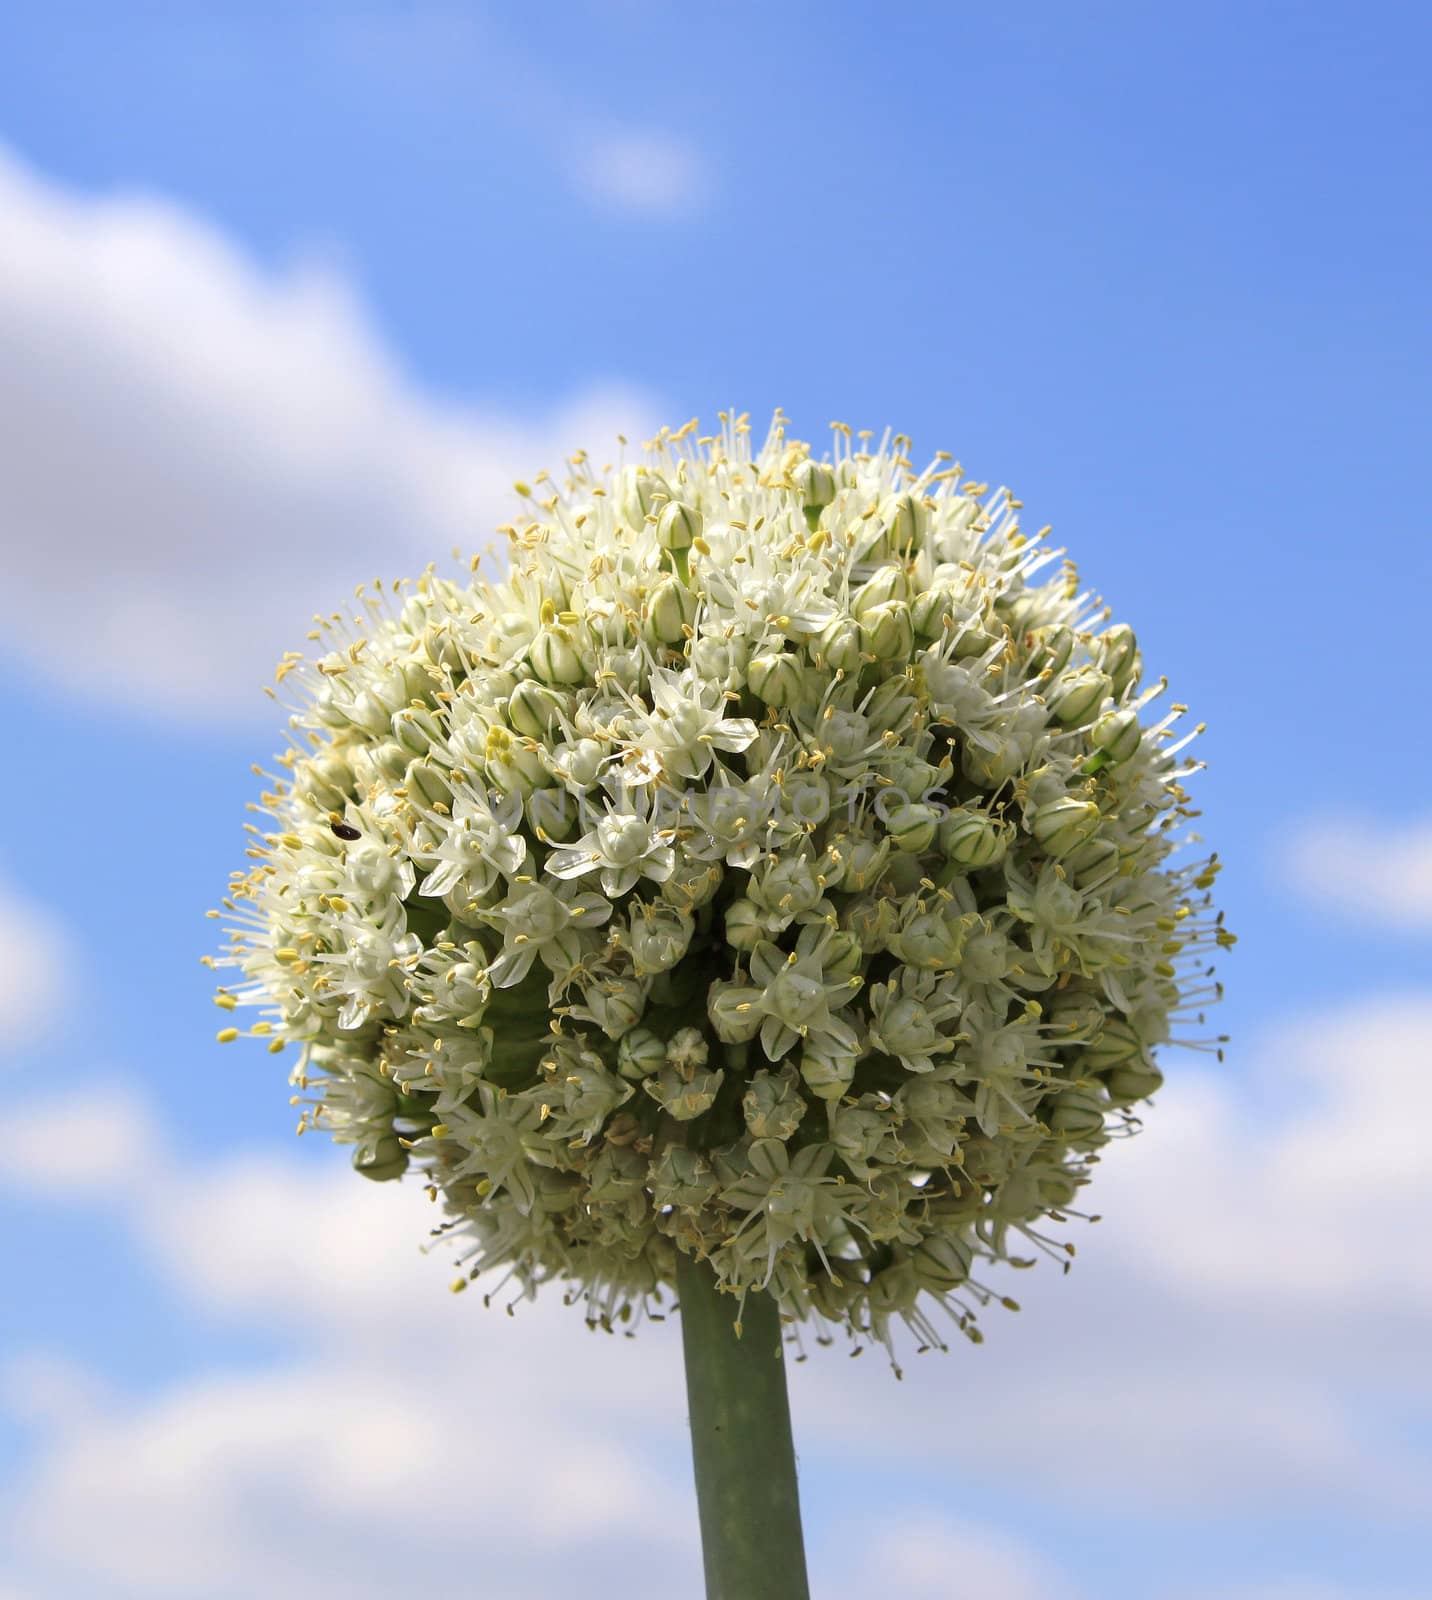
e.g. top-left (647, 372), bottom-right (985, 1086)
top-left (214, 411), bottom-right (1229, 1358)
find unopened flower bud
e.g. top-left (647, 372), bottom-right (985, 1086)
top-left (858, 601), bottom-right (914, 661)
top-left (885, 802), bottom-right (941, 854)
top-left (617, 464), bottom-right (668, 530)
top-left (911, 1234), bottom-right (972, 1292)
top-left (879, 491), bottom-right (928, 551)
top-left (708, 982), bottom-right (763, 1043)
top-left (749, 649), bottom-right (803, 706)
top-left (647, 575), bottom-right (699, 646)
top-left (852, 567), bottom-right (911, 617)
top-left (529, 626), bottom-right (585, 686)
top-left (723, 898), bottom-right (766, 951)
top-left (1104, 1060), bottom-right (1164, 1106)
top-left (793, 458), bottom-right (836, 509)
top-left (1091, 708), bottom-right (1141, 765)
top-left (1032, 797), bottom-right (1102, 858)
top-left (405, 759), bottom-right (453, 809)
top-left (742, 1067), bottom-right (807, 1141)
top-left (656, 499), bottom-right (702, 551)
top-left (1048, 667), bottom-right (1111, 727)
top-left (393, 706), bottom-right (445, 757)
top-left (798, 1044), bottom-right (858, 1101)
top-left (508, 679), bottom-right (566, 740)
top-left (617, 1027), bottom-right (666, 1081)
top-left (939, 808), bottom-right (1010, 870)
top-left (817, 615), bottom-right (864, 671)
top-left (646, 1061), bottom-right (724, 1121)
top-left (1027, 624), bottom-right (1074, 675)
top-left (1098, 623), bottom-right (1141, 693)
top-left (1045, 1087), bottom-right (1108, 1138)
top-left (1081, 1016), bottom-right (1143, 1071)
top-left (353, 1131), bottom-right (408, 1182)
top-left (830, 834), bottom-right (891, 893)
top-left (649, 1145), bottom-right (718, 1209)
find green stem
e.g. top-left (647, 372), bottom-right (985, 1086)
top-left (676, 1250), bottom-right (811, 1600)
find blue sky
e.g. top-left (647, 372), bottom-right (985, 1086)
top-left (0, 4), bottom-right (1429, 1597)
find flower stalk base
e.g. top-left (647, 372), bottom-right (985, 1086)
top-left (677, 1250), bottom-right (811, 1600)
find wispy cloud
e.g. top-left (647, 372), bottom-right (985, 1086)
top-left (0, 145), bottom-right (659, 719)
top-left (0, 878), bottom-right (67, 1055)
top-left (1282, 814), bottom-right (1432, 929)
top-left (3, 993), bottom-right (1430, 1594)
top-left (570, 130), bottom-right (707, 215)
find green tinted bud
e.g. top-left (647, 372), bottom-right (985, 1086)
top-left (1037, 1167), bottom-right (1081, 1208)
top-left (586, 1141), bottom-right (648, 1203)
top-left (1027, 624), bottom-right (1074, 675)
top-left (627, 905), bottom-right (694, 976)
top-left (617, 464), bottom-right (668, 530)
top-left (647, 574), bottom-right (699, 645)
top-left (798, 1044), bottom-right (857, 1101)
top-left (1104, 1060), bottom-right (1165, 1106)
top-left (793, 458), bottom-right (836, 509)
top-left (353, 1132), bottom-right (408, 1182)
top-left (1045, 1087), bottom-right (1108, 1138)
top-left (580, 976), bottom-right (647, 1038)
top-left (690, 632), bottom-right (751, 683)
top-left (742, 1067), bottom-right (807, 1141)
top-left (818, 930), bottom-right (866, 982)
top-left (1092, 708), bottom-right (1142, 765)
top-left (1081, 1016), bottom-right (1143, 1071)
top-left (1032, 797), bottom-right (1102, 858)
top-left (617, 1027), bottom-right (667, 1081)
top-left (911, 585), bottom-right (957, 640)
top-left (1098, 623), bottom-right (1141, 693)
top-left (527, 786), bottom-right (579, 842)
top-left (818, 615), bottom-right (864, 671)
top-left (830, 834), bottom-right (891, 892)
top-left (370, 740), bottom-right (409, 781)
top-left (939, 808), bottom-right (1010, 869)
top-left (852, 566), bottom-right (911, 617)
top-left (303, 750), bottom-right (354, 810)
top-left (1065, 835), bottom-right (1119, 884)
top-left (646, 1062), bottom-right (724, 1121)
top-left (707, 982), bottom-right (763, 1043)
top-left (858, 600), bottom-right (914, 661)
top-left (656, 499), bottom-right (702, 551)
top-left (529, 626), bottom-right (585, 686)
top-left (1045, 992), bottom-right (1106, 1045)
top-left (393, 705), bottom-right (445, 757)
top-left (748, 649), bottom-right (803, 706)
top-left (880, 491), bottom-right (928, 550)
top-left (843, 894), bottom-right (898, 952)
top-left (508, 679), bottom-right (566, 740)
top-left (662, 858), bottom-right (724, 912)
top-left (911, 1234), bottom-right (972, 1292)
top-left (405, 759), bottom-right (452, 809)
top-left (649, 1145), bottom-right (718, 1209)
top-left (1049, 667), bottom-right (1111, 726)
top-left (723, 898), bottom-right (766, 952)
top-left (885, 801), bottom-right (940, 853)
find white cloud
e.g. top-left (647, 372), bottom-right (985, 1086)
top-left (0, 880), bottom-right (67, 1055)
top-left (0, 144), bottom-right (659, 718)
top-left (1282, 815), bottom-right (1432, 929)
top-left (820, 1514), bottom-right (1074, 1600)
top-left (571, 130), bottom-right (706, 214)
top-left (0, 1080), bottom-right (160, 1187)
top-left (3, 996), bottom-right (1431, 1593)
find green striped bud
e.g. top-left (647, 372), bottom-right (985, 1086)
top-left (1032, 797), bottom-right (1102, 858)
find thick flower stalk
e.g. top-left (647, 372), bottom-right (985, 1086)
top-left (214, 410), bottom-right (1228, 1355)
